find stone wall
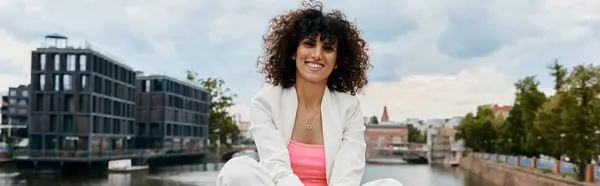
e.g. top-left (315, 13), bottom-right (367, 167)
top-left (460, 156), bottom-right (593, 186)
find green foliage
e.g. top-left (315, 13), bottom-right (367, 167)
top-left (407, 124), bottom-right (426, 143)
top-left (459, 61), bottom-right (600, 181)
top-left (369, 116), bottom-right (379, 124)
top-left (187, 71), bottom-right (240, 152)
top-left (455, 107), bottom-right (505, 153)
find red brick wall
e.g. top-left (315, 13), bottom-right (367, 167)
top-left (365, 126), bottom-right (408, 147)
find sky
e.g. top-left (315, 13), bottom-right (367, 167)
top-left (1, 0), bottom-right (600, 122)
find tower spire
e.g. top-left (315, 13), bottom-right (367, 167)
top-left (381, 105), bottom-right (389, 122)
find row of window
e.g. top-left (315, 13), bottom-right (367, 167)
top-left (136, 122), bottom-right (205, 137)
top-left (136, 108), bottom-right (208, 125)
top-left (138, 79), bottom-right (209, 101)
top-left (92, 76), bottom-right (136, 102)
top-left (37, 53), bottom-right (87, 72)
top-left (35, 74), bottom-right (85, 92)
top-left (8, 89), bottom-right (28, 97)
top-left (137, 94), bottom-right (209, 113)
top-left (30, 93), bottom-right (134, 119)
top-left (33, 73), bottom-right (136, 103)
top-left (34, 53), bottom-right (137, 86)
top-left (5, 98), bottom-right (27, 106)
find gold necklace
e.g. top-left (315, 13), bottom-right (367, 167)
top-left (306, 110), bottom-right (318, 131)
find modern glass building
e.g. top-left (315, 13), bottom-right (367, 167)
top-left (135, 75), bottom-right (209, 154)
top-left (27, 34), bottom-right (137, 160)
top-left (1, 85), bottom-right (31, 138)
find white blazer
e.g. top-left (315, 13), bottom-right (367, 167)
top-left (249, 85), bottom-right (367, 186)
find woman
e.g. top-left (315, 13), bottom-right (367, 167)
top-left (217, 1), bottom-right (403, 186)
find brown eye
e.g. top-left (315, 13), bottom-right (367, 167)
top-left (324, 45), bottom-right (335, 52)
top-left (302, 40), bottom-right (315, 47)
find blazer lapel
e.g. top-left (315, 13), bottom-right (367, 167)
top-left (282, 87), bottom-right (298, 142)
top-left (321, 88), bottom-right (342, 182)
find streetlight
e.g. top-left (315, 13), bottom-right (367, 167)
top-left (560, 133), bottom-right (565, 161)
top-left (508, 138), bottom-right (512, 155)
top-left (595, 130), bottom-right (600, 163)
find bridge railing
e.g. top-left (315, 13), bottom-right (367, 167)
top-left (12, 148), bottom-right (208, 160)
top-left (473, 152), bottom-right (597, 182)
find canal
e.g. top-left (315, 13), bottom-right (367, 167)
top-left (0, 163), bottom-right (482, 185)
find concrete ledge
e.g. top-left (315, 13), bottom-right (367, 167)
top-left (460, 156), bottom-right (596, 186)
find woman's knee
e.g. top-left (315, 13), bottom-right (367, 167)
top-left (378, 178), bottom-right (403, 186)
top-left (219, 156), bottom-right (260, 179)
top-left (364, 178), bottom-right (403, 186)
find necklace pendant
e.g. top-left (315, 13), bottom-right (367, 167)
top-left (306, 124), bottom-right (313, 130)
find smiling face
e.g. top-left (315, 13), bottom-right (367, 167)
top-left (294, 34), bottom-right (338, 85)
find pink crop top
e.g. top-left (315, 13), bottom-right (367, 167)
top-left (287, 140), bottom-right (328, 186)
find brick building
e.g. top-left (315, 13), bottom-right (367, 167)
top-left (364, 124), bottom-right (408, 147)
top-left (485, 104), bottom-right (513, 118)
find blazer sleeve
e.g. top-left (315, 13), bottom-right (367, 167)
top-left (249, 96), bottom-right (305, 186)
top-left (329, 98), bottom-right (367, 186)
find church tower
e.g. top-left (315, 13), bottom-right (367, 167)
top-left (381, 106), bottom-right (389, 122)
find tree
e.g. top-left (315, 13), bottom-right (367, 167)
top-left (455, 107), bottom-right (503, 153)
top-left (547, 59), bottom-right (568, 93)
top-left (407, 124), bottom-right (426, 143)
top-left (502, 76), bottom-right (546, 156)
top-left (560, 64), bottom-right (600, 180)
top-left (534, 61), bottom-right (569, 159)
top-left (369, 116), bottom-right (379, 124)
top-left (187, 71), bottom-right (240, 151)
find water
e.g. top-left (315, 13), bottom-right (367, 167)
top-left (0, 163), bottom-right (481, 186)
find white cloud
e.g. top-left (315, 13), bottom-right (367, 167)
top-left (0, 29), bottom-right (33, 89)
top-left (358, 66), bottom-right (515, 121)
top-left (1, 0), bottom-right (600, 122)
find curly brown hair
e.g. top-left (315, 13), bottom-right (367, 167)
top-left (257, 4), bottom-right (371, 96)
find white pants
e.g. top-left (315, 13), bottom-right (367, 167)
top-left (216, 156), bottom-right (403, 186)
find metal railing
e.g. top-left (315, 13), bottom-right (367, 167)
top-left (12, 148), bottom-right (208, 160)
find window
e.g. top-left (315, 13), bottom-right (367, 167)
top-left (152, 79), bottom-right (164, 91)
top-left (67, 55), bottom-right (76, 71)
top-left (145, 80), bottom-right (150, 92)
top-left (18, 100), bottom-right (26, 106)
top-left (79, 55), bottom-right (87, 71)
top-left (39, 75), bottom-right (46, 90)
top-left (54, 75), bottom-right (60, 91)
top-left (21, 90), bottom-right (28, 97)
top-left (9, 90), bottom-right (16, 96)
top-left (8, 108), bottom-right (15, 113)
top-left (54, 54), bottom-right (60, 70)
top-left (9, 99), bottom-right (16, 104)
top-left (40, 54), bottom-right (46, 70)
top-left (81, 75), bottom-right (88, 90)
top-left (63, 74), bottom-right (72, 90)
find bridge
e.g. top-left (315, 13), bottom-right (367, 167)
top-left (217, 145), bottom-right (256, 161)
top-left (218, 143), bottom-right (429, 162)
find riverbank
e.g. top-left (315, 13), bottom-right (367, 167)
top-left (460, 155), bottom-right (596, 186)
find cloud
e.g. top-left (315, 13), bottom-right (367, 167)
top-left (0, 29), bottom-right (34, 89)
top-left (359, 66), bottom-right (515, 121)
top-left (1, 0), bottom-right (600, 122)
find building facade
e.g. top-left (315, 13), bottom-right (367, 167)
top-left (1, 85), bottom-right (31, 138)
top-left (484, 104), bottom-right (513, 118)
top-left (28, 35), bottom-right (138, 158)
top-left (364, 124), bottom-right (408, 147)
top-left (135, 75), bottom-right (209, 153)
